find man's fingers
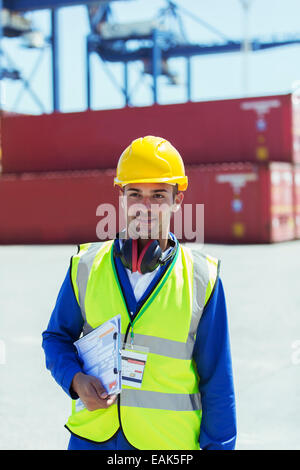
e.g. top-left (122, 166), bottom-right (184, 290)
top-left (106, 394), bottom-right (117, 406)
top-left (90, 377), bottom-right (108, 400)
top-left (79, 376), bottom-right (118, 409)
top-left (91, 381), bottom-right (117, 407)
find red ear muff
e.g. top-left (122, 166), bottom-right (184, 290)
top-left (137, 240), bottom-right (154, 274)
top-left (131, 239), bottom-right (138, 272)
top-left (115, 234), bottom-right (177, 274)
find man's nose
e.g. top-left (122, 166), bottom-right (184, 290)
top-left (141, 197), bottom-right (152, 210)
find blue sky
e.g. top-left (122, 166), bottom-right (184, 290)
top-left (2, 0), bottom-right (300, 114)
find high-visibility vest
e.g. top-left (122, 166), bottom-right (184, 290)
top-left (65, 240), bottom-right (220, 450)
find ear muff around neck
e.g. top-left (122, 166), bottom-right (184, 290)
top-left (114, 235), bottom-right (177, 275)
top-left (137, 240), bottom-right (161, 274)
top-left (131, 239), bottom-right (138, 272)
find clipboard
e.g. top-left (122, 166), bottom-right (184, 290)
top-left (74, 314), bottom-right (122, 397)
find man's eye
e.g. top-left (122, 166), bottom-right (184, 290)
top-left (153, 194), bottom-right (164, 199)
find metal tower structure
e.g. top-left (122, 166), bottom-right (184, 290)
top-left (87, 0), bottom-right (300, 108)
top-left (2, 0), bottom-right (300, 112)
top-left (0, 0), bottom-right (131, 112)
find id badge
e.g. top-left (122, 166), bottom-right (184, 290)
top-left (121, 344), bottom-right (149, 388)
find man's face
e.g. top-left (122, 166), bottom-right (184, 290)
top-left (120, 182), bottom-right (183, 239)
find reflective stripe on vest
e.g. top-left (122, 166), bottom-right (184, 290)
top-left (76, 242), bottom-right (103, 336)
top-left (121, 389), bottom-right (202, 411)
top-left (67, 239), bottom-right (220, 449)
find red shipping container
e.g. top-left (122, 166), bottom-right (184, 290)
top-left (1, 93), bottom-right (300, 174)
top-left (0, 162), bottom-right (295, 245)
top-left (184, 162), bottom-right (295, 244)
top-left (0, 170), bottom-right (121, 244)
top-left (294, 166), bottom-right (300, 239)
top-left (0, 110), bottom-right (28, 172)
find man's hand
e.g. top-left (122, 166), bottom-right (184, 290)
top-left (71, 372), bottom-right (117, 411)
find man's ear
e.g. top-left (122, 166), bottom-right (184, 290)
top-left (171, 192), bottom-right (184, 212)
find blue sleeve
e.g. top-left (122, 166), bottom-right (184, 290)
top-left (193, 277), bottom-right (237, 450)
top-left (42, 265), bottom-right (84, 399)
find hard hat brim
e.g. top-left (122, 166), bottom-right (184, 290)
top-left (114, 176), bottom-right (188, 192)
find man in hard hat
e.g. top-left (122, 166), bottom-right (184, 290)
top-left (42, 136), bottom-right (236, 450)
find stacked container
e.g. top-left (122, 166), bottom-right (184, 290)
top-left (0, 170), bottom-right (118, 244)
top-left (183, 162), bottom-right (294, 244)
top-left (1, 93), bottom-right (299, 172)
top-left (0, 93), bottom-right (298, 244)
top-left (294, 166), bottom-right (300, 239)
top-left (292, 92), bottom-right (300, 240)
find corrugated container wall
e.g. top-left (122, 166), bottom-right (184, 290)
top-left (2, 93), bottom-right (300, 174)
top-left (294, 166), bottom-right (300, 239)
top-left (183, 162), bottom-right (295, 244)
top-left (0, 170), bottom-right (118, 244)
top-left (0, 163), bottom-right (295, 244)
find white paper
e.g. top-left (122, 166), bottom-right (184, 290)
top-left (74, 315), bottom-right (122, 402)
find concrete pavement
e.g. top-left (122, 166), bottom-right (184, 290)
top-left (1, 241), bottom-right (300, 450)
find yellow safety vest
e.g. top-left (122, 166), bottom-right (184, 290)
top-left (65, 239), bottom-right (220, 450)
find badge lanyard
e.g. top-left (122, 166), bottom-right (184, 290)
top-left (111, 239), bottom-right (179, 346)
top-left (126, 309), bottom-right (146, 349)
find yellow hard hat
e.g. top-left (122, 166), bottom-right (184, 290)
top-left (114, 135), bottom-right (188, 191)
